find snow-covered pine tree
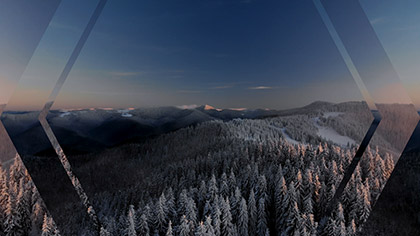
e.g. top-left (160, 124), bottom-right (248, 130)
top-left (16, 179), bottom-right (31, 235)
top-left (256, 175), bottom-right (268, 205)
top-left (304, 213), bottom-right (317, 236)
top-left (248, 189), bottom-right (257, 236)
top-left (204, 216), bottom-right (215, 236)
top-left (210, 196), bottom-right (221, 236)
top-left (358, 184), bottom-right (371, 226)
top-left (155, 194), bottom-right (168, 234)
top-left (335, 203), bottom-right (346, 236)
top-left (186, 197), bottom-right (198, 230)
top-left (4, 186), bottom-right (23, 236)
top-left (207, 174), bottom-right (218, 203)
top-left (195, 221), bottom-right (206, 236)
top-left (179, 215), bottom-right (190, 236)
top-left (295, 170), bottom-right (303, 208)
top-left (285, 202), bottom-right (301, 236)
top-left (99, 227), bottom-right (111, 236)
top-left (230, 187), bottom-right (242, 224)
top-left (281, 181), bottom-right (298, 233)
top-left (237, 197), bottom-right (248, 236)
top-left (166, 188), bottom-right (177, 222)
top-left (275, 175), bottom-right (287, 234)
top-left (220, 173), bottom-right (229, 198)
top-left (127, 205), bottom-right (137, 236)
top-left (220, 198), bottom-right (234, 236)
top-left (0, 164), bottom-right (8, 233)
top-left (346, 219), bottom-right (356, 236)
top-left (29, 202), bottom-right (44, 236)
top-left (323, 217), bottom-right (337, 236)
top-left (137, 213), bottom-right (150, 236)
top-left (40, 214), bottom-right (55, 236)
top-left (257, 197), bottom-right (268, 236)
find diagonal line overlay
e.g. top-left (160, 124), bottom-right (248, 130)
top-left (313, 0), bottom-right (382, 231)
top-left (38, 0), bottom-right (108, 232)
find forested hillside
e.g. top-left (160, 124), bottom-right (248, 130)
top-left (1, 101), bottom-right (416, 235)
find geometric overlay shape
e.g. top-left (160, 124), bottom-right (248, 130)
top-left (0, 1), bottom-right (106, 234)
top-left (313, 0), bottom-right (380, 230)
top-left (0, 0), bottom-right (60, 112)
top-left (315, 0), bottom-right (420, 234)
top-left (361, 127), bottom-right (420, 235)
top-left (39, 0), bottom-right (108, 233)
top-left (0, 0), bottom-right (62, 163)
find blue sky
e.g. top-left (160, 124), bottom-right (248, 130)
top-left (2, 0), bottom-right (420, 110)
top-left (360, 0), bottom-right (420, 108)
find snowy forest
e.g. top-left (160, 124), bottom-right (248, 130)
top-left (0, 106), bottom-right (401, 236)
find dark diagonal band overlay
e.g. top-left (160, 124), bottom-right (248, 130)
top-left (314, 0), bottom-right (420, 234)
top-left (312, 3), bottom-right (380, 229)
top-left (320, 111), bottom-right (381, 228)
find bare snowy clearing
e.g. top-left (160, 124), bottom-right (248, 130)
top-left (313, 116), bottom-right (356, 146)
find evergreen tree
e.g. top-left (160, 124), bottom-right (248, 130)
top-left (186, 197), bottom-right (198, 230)
top-left (304, 213), bottom-right (317, 236)
top-left (336, 203), bottom-right (346, 236)
top-left (99, 227), bottom-right (111, 236)
top-left (166, 188), bottom-right (177, 221)
top-left (230, 187), bottom-right (242, 224)
top-left (137, 214), bottom-right (150, 236)
top-left (282, 181), bottom-right (298, 233)
top-left (237, 198), bottom-right (248, 236)
top-left (358, 185), bottom-right (371, 225)
top-left (248, 190), bottom-right (257, 236)
top-left (155, 194), bottom-right (168, 233)
top-left (4, 188), bottom-right (23, 236)
top-left (30, 202), bottom-right (44, 236)
top-left (40, 215), bottom-right (55, 236)
top-left (179, 216), bottom-right (191, 236)
top-left (275, 176), bottom-right (287, 234)
top-left (256, 175), bottom-right (268, 204)
top-left (207, 174), bottom-right (219, 202)
top-left (195, 221), bottom-right (206, 236)
top-left (211, 197), bottom-right (221, 236)
top-left (257, 197), bottom-right (268, 236)
top-left (16, 181), bottom-right (30, 235)
top-left (127, 205), bottom-right (137, 236)
top-left (285, 202), bottom-right (301, 236)
top-left (220, 198), bottom-right (234, 236)
top-left (0, 165), bottom-right (8, 234)
top-left (346, 219), bottom-right (356, 236)
top-left (220, 173), bottom-right (229, 198)
top-left (323, 217), bottom-right (337, 236)
top-left (204, 216), bottom-right (215, 236)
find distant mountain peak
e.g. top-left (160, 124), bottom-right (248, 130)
top-left (197, 104), bottom-right (222, 111)
top-left (204, 104), bottom-right (216, 110)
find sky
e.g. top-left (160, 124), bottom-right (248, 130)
top-left (1, 0), bottom-right (420, 110)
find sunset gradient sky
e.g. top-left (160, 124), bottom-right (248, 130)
top-left (1, 0), bottom-right (420, 110)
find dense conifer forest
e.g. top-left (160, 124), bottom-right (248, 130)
top-left (0, 110), bottom-right (399, 235)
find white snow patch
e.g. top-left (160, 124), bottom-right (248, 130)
top-left (118, 109), bottom-right (133, 118)
top-left (121, 113), bottom-right (133, 117)
top-left (313, 117), bottom-right (355, 146)
top-left (322, 112), bottom-right (344, 118)
top-left (59, 112), bottom-right (71, 118)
